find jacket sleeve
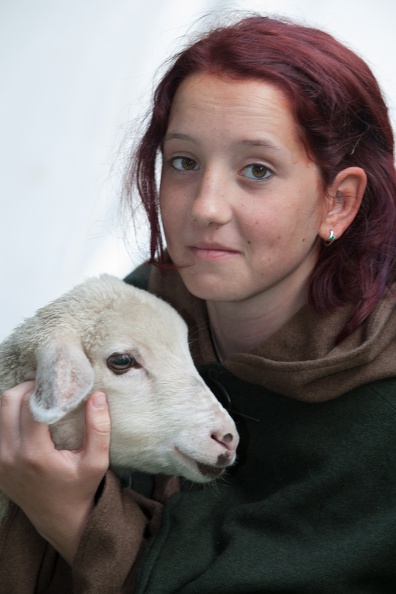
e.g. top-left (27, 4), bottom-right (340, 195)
top-left (0, 471), bottom-right (170, 594)
top-left (72, 471), bottom-right (165, 594)
top-left (0, 502), bottom-right (73, 594)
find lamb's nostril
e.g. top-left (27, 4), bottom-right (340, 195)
top-left (211, 431), bottom-right (234, 449)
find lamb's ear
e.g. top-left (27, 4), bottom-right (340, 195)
top-left (29, 337), bottom-right (95, 424)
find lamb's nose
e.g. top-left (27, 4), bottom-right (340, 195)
top-left (211, 430), bottom-right (237, 451)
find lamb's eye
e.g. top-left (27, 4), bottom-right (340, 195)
top-left (107, 353), bottom-right (141, 375)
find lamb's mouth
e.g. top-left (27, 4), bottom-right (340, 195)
top-left (196, 461), bottom-right (225, 479)
top-left (175, 447), bottom-right (225, 479)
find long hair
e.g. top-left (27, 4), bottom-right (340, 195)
top-left (123, 15), bottom-right (396, 339)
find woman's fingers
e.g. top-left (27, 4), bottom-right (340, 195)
top-left (0, 381), bottom-right (53, 497)
top-left (0, 381), bottom-right (36, 455)
top-left (0, 385), bottom-right (111, 479)
top-left (82, 392), bottom-right (111, 469)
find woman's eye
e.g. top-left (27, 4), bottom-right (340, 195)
top-left (242, 163), bottom-right (272, 180)
top-left (107, 353), bottom-right (141, 375)
top-left (170, 156), bottom-right (199, 171)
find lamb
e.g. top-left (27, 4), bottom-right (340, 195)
top-left (0, 274), bottom-right (239, 522)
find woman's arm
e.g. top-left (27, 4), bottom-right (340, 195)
top-left (0, 381), bottom-right (111, 565)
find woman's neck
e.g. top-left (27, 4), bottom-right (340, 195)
top-left (206, 289), bottom-right (307, 360)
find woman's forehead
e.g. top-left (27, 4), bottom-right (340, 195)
top-left (166, 73), bottom-right (302, 152)
top-left (171, 73), bottom-right (290, 112)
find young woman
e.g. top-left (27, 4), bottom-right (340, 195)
top-left (1, 15), bottom-right (396, 593)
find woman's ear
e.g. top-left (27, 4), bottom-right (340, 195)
top-left (319, 167), bottom-right (367, 242)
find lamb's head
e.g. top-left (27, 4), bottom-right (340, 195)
top-left (27, 275), bottom-right (239, 483)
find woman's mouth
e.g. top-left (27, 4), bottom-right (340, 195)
top-left (189, 245), bottom-right (239, 260)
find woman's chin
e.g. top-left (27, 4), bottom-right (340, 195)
top-left (179, 273), bottom-right (243, 302)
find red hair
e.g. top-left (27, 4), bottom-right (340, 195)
top-left (124, 15), bottom-right (396, 339)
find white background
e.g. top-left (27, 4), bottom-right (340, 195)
top-left (1, 0), bottom-right (396, 340)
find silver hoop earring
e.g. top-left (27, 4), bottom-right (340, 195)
top-left (324, 230), bottom-right (336, 246)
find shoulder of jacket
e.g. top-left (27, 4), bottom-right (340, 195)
top-left (123, 262), bottom-right (152, 291)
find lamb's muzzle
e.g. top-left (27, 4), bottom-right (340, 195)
top-left (174, 421), bottom-right (239, 481)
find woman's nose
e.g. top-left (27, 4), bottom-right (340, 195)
top-left (190, 168), bottom-right (232, 226)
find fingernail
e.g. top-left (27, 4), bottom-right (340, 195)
top-left (92, 393), bottom-right (106, 409)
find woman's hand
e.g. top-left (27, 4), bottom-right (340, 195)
top-left (0, 381), bottom-right (111, 565)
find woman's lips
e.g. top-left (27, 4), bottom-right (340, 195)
top-left (189, 245), bottom-right (240, 260)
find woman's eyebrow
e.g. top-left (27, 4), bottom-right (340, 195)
top-left (163, 134), bottom-right (288, 158)
top-left (239, 139), bottom-right (287, 154)
top-left (164, 133), bottom-right (286, 150)
top-left (163, 132), bottom-right (197, 144)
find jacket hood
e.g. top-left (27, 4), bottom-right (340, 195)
top-left (149, 266), bottom-right (396, 403)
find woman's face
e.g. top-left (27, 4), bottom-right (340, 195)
top-left (160, 73), bottom-right (328, 308)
